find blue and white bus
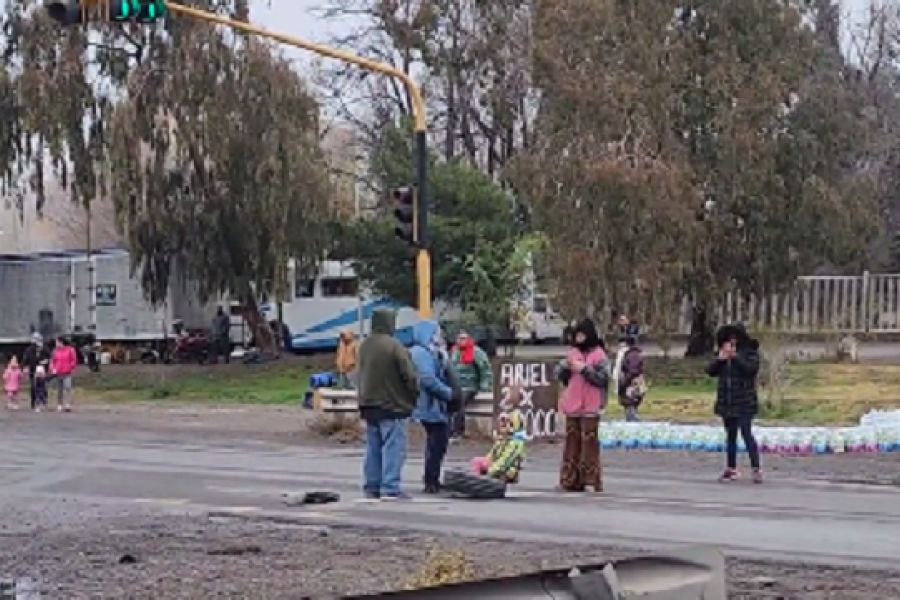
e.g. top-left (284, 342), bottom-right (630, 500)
top-left (259, 259), bottom-right (563, 353)
top-left (259, 260), bottom-right (431, 353)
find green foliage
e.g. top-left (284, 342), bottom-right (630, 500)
top-left (107, 32), bottom-right (332, 309)
top-left (339, 123), bottom-right (526, 318)
top-left (79, 361), bottom-right (316, 405)
top-left (515, 0), bottom-right (882, 328)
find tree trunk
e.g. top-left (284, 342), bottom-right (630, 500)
top-left (685, 305), bottom-right (714, 357)
top-left (243, 295), bottom-right (279, 358)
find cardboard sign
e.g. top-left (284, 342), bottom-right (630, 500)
top-left (493, 358), bottom-right (561, 440)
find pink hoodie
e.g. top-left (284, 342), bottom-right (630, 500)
top-left (3, 365), bottom-right (22, 394)
top-left (560, 347), bottom-right (608, 417)
top-left (51, 345), bottom-right (78, 377)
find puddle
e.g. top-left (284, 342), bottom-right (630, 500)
top-left (0, 577), bottom-right (41, 599)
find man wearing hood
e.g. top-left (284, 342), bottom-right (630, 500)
top-left (357, 309), bottom-right (419, 500)
top-left (707, 323), bottom-right (763, 484)
top-left (410, 320), bottom-right (455, 494)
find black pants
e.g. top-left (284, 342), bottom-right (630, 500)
top-left (422, 422), bottom-right (449, 486)
top-left (449, 391), bottom-right (474, 438)
top-left (28, 373), bottom-right (36, 410)
top-left (723, 416), bottom-right (760, 470)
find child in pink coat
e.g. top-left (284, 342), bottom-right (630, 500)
top-left (3, 356), bottom-right (23, 410)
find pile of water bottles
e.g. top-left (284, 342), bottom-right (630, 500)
top-left (600, 410), bottom-right (900, 454)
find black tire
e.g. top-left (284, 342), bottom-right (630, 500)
top-left (442, 470), bottom-right (506, 499)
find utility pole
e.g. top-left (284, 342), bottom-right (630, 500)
top-left (45, 0), bottom-right (434, 319)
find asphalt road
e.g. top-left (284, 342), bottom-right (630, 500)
top-left (1, 417), bottom-right (898, 572)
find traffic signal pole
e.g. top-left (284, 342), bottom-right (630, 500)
top-left (164, 2), bottom-right (433, 319)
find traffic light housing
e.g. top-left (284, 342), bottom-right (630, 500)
top-left (45, 0), bottom-right (82, 24)
top-left (45, 1), bottom-right (167, 26)
top-left (392, 186), bottom-right (417, 247)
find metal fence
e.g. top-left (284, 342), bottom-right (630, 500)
top-left (705, 272), bottom-right (900, 334)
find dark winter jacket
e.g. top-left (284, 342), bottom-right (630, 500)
top-left (357, 309), bottom-right (419, 420)
top-left (618, 346), bottom-right (645, 407)
top-left (707, 330), bottom-right (760, 419)
top-left (23, 343), bottom-right (50, 377)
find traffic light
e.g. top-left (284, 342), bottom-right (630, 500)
top-left (45, 1), bottom-right (166, 26)
top-left (44, 0), bottom-right (82, 24)
top-left (392, 186), bottom-right (417, 246)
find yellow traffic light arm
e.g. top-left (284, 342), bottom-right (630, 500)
top-left (165, 3), bottom-right (427, 135)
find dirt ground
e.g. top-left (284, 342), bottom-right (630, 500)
top-left (2, 402), bottom-right (899, 598)
top-left (1, 505), bottom-right (899, 599)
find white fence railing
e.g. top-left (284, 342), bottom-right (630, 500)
top-left (674, 272), bottom-right (900, 334)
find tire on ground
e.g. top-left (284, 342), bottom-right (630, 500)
top-left (442, 470), bottom-right (506, 499)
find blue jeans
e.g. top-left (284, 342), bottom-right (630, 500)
top-left (422, 422), bottom-right (449, 487)
top-left (363, 418), bottom-right (408, 497)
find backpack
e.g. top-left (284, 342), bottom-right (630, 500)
top-left (443, 354), bottom-right (464, 413)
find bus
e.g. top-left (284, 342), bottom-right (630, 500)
top-left (259, 260), bottom-right (427, 352)
top-left (260, 259), bottom-right (563, 353)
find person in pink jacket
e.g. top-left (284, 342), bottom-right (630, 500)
top-left (51, 337), bottom-right (78, 412)
top-left (555, 319), bottom-right (609, 492)
top-left (3, 356), bottom-right (23, 410)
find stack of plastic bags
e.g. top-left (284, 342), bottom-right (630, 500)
top-left (600, 410), bottom-right (900, 454)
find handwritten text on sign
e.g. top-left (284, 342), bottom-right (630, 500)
top-left (493, 359), bottom-right (560, 439)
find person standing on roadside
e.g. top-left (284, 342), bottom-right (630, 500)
top-left (335, 329), bottom-right (359, 389)
top-left (23, 333), bottom-right (48, 411)
top-left (618, 336), bottom-right (646, 422)
top-left (449, 330), bottom-right (493, 440)
top-left (212, 306), bottom-right (231, 364)
top-left (50, 336), bottom-right (77, 412)
top-left (410, 321), bottom-right (455, 494)
top-left (707, 323), bottom-right (763, 484)
top-left (357, 309), bottom-right (419, 500)
top-left (556, 319), bottom-right (609, 493)
top-left (612, 314), bottom-right (639, 392)
top-left (4, 356), bottom-right (23, 410)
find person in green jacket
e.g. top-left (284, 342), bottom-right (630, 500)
top-left (450, 330), bottom-right (494, 439)
top-left (357, 309), bottom-right (419, 500)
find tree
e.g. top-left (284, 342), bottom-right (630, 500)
top-left (1, 2), bottom-right (334, 354)
top-left (513, 0), bottom-right (880, 351)
top-left (106, 27), bottom-right (333, 355)
top-left (336, 122), bottom-right (528, 326)
top-left (318, 0), bottom-right (534, 174)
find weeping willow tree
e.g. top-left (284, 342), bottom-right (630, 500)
top-left (1, 1), bottom-right (334, 354)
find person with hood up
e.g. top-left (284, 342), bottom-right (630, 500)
top-left (556, 319), bottom-right (609, 492)
top-left (335, 329), bottom-right (359, 389)
top-left (357, 309), bottom-right (419, 500)
top-left (707, 323), bottom-right (763, 484)
top-left (449, 330), bottom-right (493, 440)
top-left (410, 320), bottom-right (455, 494)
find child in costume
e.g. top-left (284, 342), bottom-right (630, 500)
top-left (471, 409), bottom-right (527, 484)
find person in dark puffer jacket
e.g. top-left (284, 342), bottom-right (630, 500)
top-left (707, 323), bottom-right (763, 484)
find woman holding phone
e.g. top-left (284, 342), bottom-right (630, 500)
top-left (707, 323), bottom-right (763, 483)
